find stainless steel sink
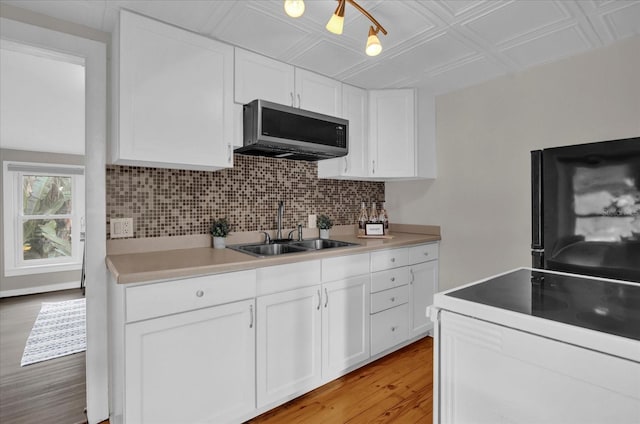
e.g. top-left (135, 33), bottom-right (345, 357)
top-left (230, 243), bottom-right (309, 257)
top-left (289, 239), bottom-right (359, 250)
top-left (228, 238), bottom-right (359, 257)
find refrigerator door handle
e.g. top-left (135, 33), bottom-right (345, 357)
top-left (531, 150), bottom-right (544, 250)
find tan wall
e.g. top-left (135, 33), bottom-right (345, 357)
top-left (387, 35), bottom-right (640, 291)
top-left (0, 149), bottom-right (85, 294)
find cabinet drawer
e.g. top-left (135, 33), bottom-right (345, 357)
top-left (408, 243), bottom-right (439, 264)
top-left (370, 248), bottom-right (408, 272)
top-left (322, 253), bottom-right (370, 282)
top-left (371, 304), bottom-right (410, 356)
top-left (370, 267), bottom-right (410, 293)
top-left (126, 270), bottom-right (256, 323)
top-left (371, 285), bottom-right (409, 314)
top-left (256, 260), bottom-right (321, 296)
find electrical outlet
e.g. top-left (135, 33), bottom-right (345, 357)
top-left (110, 218), bottom-right (134, 239)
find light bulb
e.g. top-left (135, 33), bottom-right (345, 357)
top-left (366, 27), bottom-right (382, 56)
top-left (326, 14), bottom-right (344, 35)
top-left (284, 0), bottom-right (305, 18)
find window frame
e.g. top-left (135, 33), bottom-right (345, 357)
top-left (3, 161), bottom-right (85, 276)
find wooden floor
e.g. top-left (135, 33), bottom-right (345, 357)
top-left (248, 336), bottom-right (434, 424)
top-left (0, 289), bottom-right (87, 424)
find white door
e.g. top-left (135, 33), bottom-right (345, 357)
top-left (234, 48), bottom-right (295, 106)
top-left (117, 11), bottom-right (234, 170)
top-left (369, 89), bottom-right (416, 178)
top-left (125, 299), bottom-right (255, 424)
top-left (321, 275), bottom-right (370, 381)
top-left (294, 68), bottom-right (342, 116)
top-left (256, 285), bottom-right (322, 408)
top-left (409, 260), bottom-right (438, 337)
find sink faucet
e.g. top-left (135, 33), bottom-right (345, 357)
top-left (276, 201), bottom-right (284, 240)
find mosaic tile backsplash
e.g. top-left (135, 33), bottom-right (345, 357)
top-left (106, 154), bottom-right (385, 239)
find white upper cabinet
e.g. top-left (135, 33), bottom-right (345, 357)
top-left (234, 48), bottom-right (342, 116)
top-left (318, 84), bottom-right (368, 179)
top-left (112, 10), bottom-right (234, 171)
top-left (368, 89), bottom-right (416, 178)
top-left (234, 48), bottom-right (295, 106)
top-left (294, 68), bottom-right (342, 116)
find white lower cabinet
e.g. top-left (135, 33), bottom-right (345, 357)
top-left (408, 243), bottom-right (439, 337)
top-left (256, 285), bottom-right (322, 408)
top-left (321, 275), bottom-right (370, 382)
top-left (124, 299), bottom-right (255, 424)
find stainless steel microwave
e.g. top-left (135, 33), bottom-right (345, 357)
top-left (235, 99), bottom-right (348, 161)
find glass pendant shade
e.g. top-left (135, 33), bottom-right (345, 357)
top-left (366, 27), bottom-right (382, 56)
top-left (284, 0), bottom-right (305, 18)
top-left (326, 14), bottom-right (344, 34)
top-left (326, 0), bottom-right (346, 35)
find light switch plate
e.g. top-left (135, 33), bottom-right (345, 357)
top-left (308, 214), bottom-right (317, 229)
top-left (110, 218), bottom-right (133, 238)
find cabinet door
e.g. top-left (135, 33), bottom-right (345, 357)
top-left (317, 84), bottom-right (368, 179)
top-left (125, 299), bottom-right (255, 424)
top-left (369, 89), bottom-right (416, 178)
top-left (256, 286), bottom-right (322, 408)
top-left (409, 260), bottom-right (438, 337)
top-left (295, 68), bottom-right (342, 116)
top-left (234, 48), bottom-right (295, 106)
top-left (116, 11), bottom-right (234, 171)
top-left (322, 275), bottom-right (370, 381)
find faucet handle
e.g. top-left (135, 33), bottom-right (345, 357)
top-left (260, 231), bottom-right (271, 244)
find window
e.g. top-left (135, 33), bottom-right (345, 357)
top-left (3, 162), bottom-right (85, 276)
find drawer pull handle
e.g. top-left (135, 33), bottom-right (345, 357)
top-left (424, 252), bottom-right (429, 256)
top-left (196, 290), bottom-right (204, 298)
top-left (249, 304), bottom-right (254, 328)
top-left (324, 288), bottom-right (329, 308)
top-left (317, 289), bottom-right (321, 310)
top-left (391, 258), bottom-right (396, 263)
top-left (390, 297), bottom-right (395, 302)
top-left (391, 326), bottom-right (397, 332)
top-left (410, 268), bottom-right (415, 284)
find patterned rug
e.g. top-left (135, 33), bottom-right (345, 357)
top-left (21, 298), bottom-right (86, 367)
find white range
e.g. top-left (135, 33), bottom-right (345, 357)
top-left (429, 267), bottom-right (640, 424)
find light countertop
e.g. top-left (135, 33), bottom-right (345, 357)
top-left (106, 224), bottom-right (440, 284)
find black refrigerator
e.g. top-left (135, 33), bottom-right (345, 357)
top-left (531, 137), bottom-right (640, 283)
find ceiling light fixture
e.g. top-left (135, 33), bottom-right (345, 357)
top-left (284, 0), bottom-right (305, 18)
top-left (283, 0), bottom-right (388, 56)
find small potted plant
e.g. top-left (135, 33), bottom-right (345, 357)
top-left (210, 217), bottom-right (230, 249)
top-left (317, 214), bottom-right (333, 239)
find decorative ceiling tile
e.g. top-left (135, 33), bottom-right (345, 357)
top-left (501, 25), bottom-right (591, 69)
top-left (423, 55), bottom-right (507, 94)
top-left (290, 39), bottom-right (363, 78)
top-left (600, 1), bottom-right (640, 39)
top-left (462, 1), bottom-right (570, 46)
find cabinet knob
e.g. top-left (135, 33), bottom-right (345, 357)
top-left (390, 277), bottom-right (395, 282)
top-left (391, 297), bottom-right (396, 302)
top-left (391, 326), bottom-right (397, 332)
top-left (391, 258), bottom-right (396, 263)
top-left (196, 290), bottom-right (204, 298)
top-left (424, 252), bottom-right (429, 257)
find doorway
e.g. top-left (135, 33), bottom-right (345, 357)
top-left (0, 16), bottom-right (108, 424)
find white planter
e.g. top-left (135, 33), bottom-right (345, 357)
top-left (319, 229), bottom-right (330, 239)
top-left (212, 236), bottom-right (226, 249)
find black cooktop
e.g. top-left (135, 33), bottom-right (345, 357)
top-left (446, 269), bottom-right (640, 341)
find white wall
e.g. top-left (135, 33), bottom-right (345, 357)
top-left (387, 35), bottom-right (640, 291)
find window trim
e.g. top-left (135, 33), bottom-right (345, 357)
top-left (3, 161), bottom-right (85, 276)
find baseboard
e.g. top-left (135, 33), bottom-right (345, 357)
top-left (0, 281), bottom-right (81, 298)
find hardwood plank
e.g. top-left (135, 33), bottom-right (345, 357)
top-left (248, 336), bottom-right (434, 424)
top-left (0, 289), bottom-right (87, 424)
